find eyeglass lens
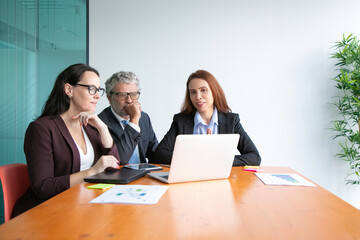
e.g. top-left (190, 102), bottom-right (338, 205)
top-left (88, 85), bottom-right (105, 96)
top-left (74, 84), bottom-right (105, 96)
top-left (112, 92), bottom-right (140, 100)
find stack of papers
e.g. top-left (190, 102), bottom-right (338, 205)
top-left (89, 185), bottom-right (168, 204)
top-left (255, 173), bottom-right (316, 187)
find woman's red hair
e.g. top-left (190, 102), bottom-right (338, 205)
top-left (181, 70), bottom-right (231, 114)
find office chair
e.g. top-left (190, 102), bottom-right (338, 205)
top-left (0, 163), bottom-right (30, 222)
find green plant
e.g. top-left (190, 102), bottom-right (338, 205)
top-left (331, 33), bottom-right (360, 184)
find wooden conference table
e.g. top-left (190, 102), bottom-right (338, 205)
top-left (0, 166), bottom-right (360, 239)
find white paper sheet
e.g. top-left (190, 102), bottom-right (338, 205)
top-left (89, 185), bottom-right (168, 204)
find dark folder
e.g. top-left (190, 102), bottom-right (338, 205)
top-left (84, 167), bottom-right (148, 184)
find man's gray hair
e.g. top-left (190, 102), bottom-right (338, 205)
top-left (105, 71), bottom-right (141, 95)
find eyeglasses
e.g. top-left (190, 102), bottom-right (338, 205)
top-left (73, 84), bottom-right (105, 96)
top-left (110, 91), bottom-right (140, 100)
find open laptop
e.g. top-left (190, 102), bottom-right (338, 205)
top-left (147, 134), bottom-right (240, 183)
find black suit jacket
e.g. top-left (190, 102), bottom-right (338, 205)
top-left (98, 107), bottom-right (158, 165)
top-left (153, 112), bottom-right (261, 166)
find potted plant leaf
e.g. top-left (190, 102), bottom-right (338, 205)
top-left (331, 33), bottom-right (360, 184)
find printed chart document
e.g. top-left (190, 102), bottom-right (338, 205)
top-left (255, 173), bottom-right (316, 187)
top-left (89, 185), bottom-right (168, 204)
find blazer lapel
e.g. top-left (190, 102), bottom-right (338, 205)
top-left (218, 112), bottom-right (229, 134)
top-left (183, 114), bottom-right (195, 134)
top-left (105, 108), bottom-right (124, 137)
top-left (53, 115), bottom-right (81, 173)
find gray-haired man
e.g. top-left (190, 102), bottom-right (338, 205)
top-left (98, 71), bottom-right (158, 165)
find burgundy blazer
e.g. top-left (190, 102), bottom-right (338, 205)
top-left (12, 115), bottom-right (120, 217)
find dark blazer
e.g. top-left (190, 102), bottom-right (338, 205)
top-left (153, 112), bottom-right (261, 166)
top-left (98, 107), bottom-right (158, 165)
top-left (12, 115), bottom-right (120, 217)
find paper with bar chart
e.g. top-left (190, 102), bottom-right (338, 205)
top-left (255, 173), bottom-right (316, 187)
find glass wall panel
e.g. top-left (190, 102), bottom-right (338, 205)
top-left (0, 0), bottom-right (87, 224)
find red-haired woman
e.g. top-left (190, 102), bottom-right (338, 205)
top-left (154, 70), bottom-right (261, 166)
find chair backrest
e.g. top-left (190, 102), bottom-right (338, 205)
top-left (0, 163), bottom-right (30, 222)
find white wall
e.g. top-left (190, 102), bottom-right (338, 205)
top-left (89, 0), bottom-right (360, 208)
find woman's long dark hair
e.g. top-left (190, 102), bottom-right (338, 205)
top-left (39, 63), bottom-right (99, 118)
top-left (180, 70), bottom-right (231, 114)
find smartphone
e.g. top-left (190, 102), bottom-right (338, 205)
top-left (124, 163), bottom-right (163, 171)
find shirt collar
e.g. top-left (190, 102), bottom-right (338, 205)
top-left (110, 107), bottom-right (128, 124)
top-left (194, 107), bottom-right (219, 127)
